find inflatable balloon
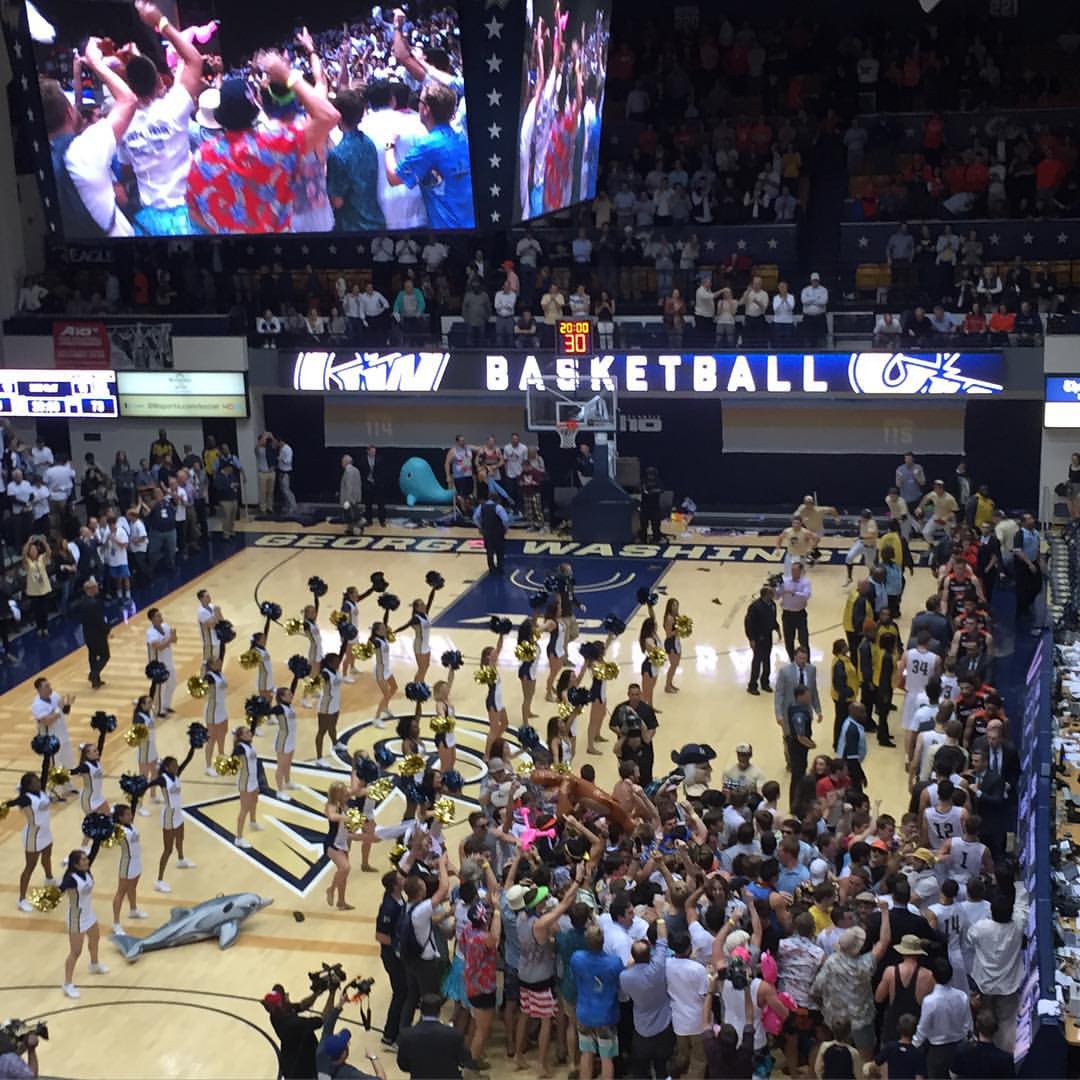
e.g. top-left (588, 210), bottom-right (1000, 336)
top-left (398, 457), bottom-right (453, 507)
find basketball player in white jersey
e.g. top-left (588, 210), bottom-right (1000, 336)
top-left (937, 815), bottom-right (992, 898)
top-left (196, 589), bottom-right (221, 663)
top-left (900, 631), bottom-right (940, 763)
top-left (922, 779), bottom-right (966, 854)
top-left (774, 516), bottom-right (819, 574)
top-left (927, 879), bottom-right (970, 990)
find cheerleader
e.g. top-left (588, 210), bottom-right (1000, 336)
top-left (480, 633), bottom-right (507, 757)
top-left (517, 617), bottom-right (541, 727)
top-left (132, 695), bottom-right (160, 816)
top-left (145, 607), bottom-right (177, 716)
top-left (338, 586), bottom-right (362, 683)
top-left (396, 708), bottom-right (425, 819)
top-left (31, 677), bottom-right (77, 779)
top-left (60, 844), bottom-right (107, 998)
top-left (233, 726), bottom-right (262, 849)
top-left (555, 667), bottom-right (585, 758)
top-left (196, 589), bottom-right (221, 663)
top-left (324, 781), bottom-right (368, 911)
top-left (639, 603), bottom-right (662, 705)
top-left (585, 637), bottom-right (615, 755)
top-left (270, 685), bottom-right (298, 798)
top-left (110, 803), bottom-right (148, 932)
top-left (202, 656), bottom-right (228, 776)
top-left (8, 769), bottom-right (57, 912)
top-left (300, 603), bottom-right (324, 707)
top-left (315, 642), bottom-right (348, 766)
top-left (395, 586), bottom-right (437, 683)
top-left (251, 630), bottom-right (274, 702)
top-left (433, 671), bottom-right (457, 773)
top-left (371, 621), bottom-right (397, 726)
top-left (147, 746), bottom-right (197, 892)
top-left (348, 755), bottom-right (379, 873)
top-left (546, 714), bottom-right (573, 767)
top-left (662, 597), bottom-right (682, 694)
top-left (72, 735), bottom-right (110, 852)
top-left (542, 596), bottom-right (567, 702)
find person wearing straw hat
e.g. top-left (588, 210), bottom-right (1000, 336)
top-left (875, 935), bottom-right (934, 1046)
top-left (190, 87), bottom-right (221, 147)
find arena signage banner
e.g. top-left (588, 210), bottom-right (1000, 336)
top-left (284, 350), bottom-right (1005, 397)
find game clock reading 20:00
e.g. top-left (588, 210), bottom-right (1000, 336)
top-left (0, 371), bottom-right (118, 418)
top-left (558, 320), bottom-right (593, 356)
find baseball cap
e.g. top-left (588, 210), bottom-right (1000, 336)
top-left (735, 743), bottom-right (752, 755)
top-left (809, 858), bottom-right (829, 884)
top-left (854, 890), bottom-right (876, 903)
top-left (870, 838), bottom-right (890, 852)
top-left (525, 885), bottom-right (550, 910)
top-left (505, 884), bottom-right (529, 911)
top-left (911, 847), bottom-right (937, 865)
top-left (320, 1029), bottom-right (350, 1059)
top-left (810, 271), bottom-right (820, 280)
top-left (262, 991), bottom-right (284, 1009)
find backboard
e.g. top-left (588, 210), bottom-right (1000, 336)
top-left (525, 372), bottom-right (618, 432)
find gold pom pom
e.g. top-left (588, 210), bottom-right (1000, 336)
top-left (366, 777), bottom-right (395, 803)
top-left (400, 753), bottom-right (426, 777)
top-left (386, 628), bottom-right (397, 644)
top-left (388, 841), bottom-right (407, 866)
top-left (474, 665), bottom-right (497, 686)
top-left (329, 609), bottom-right (348, 628)
top-left (124, 723), bottom-right (149, 748)
top-left (432, 797), bottom-right (456, 825)
top-left (674, 614), bottom-right (693, 639)
top-left (214, 754), bottom-right (240, 777)
top-left (591, 661), bottom-right (620, 681)
top-left (553, 762), bottom-right (572, 775)
top-left (647, 646), bottom-right (667, 668)
top-left (284, 617), bottom-right (304, 636)
top-left (47, 766), bottom-right (70, 789)
top-left (558, 702), bottom-right (576, 720)
top-left (238, 649), bottom-right (261, 671)
top-left (430, 714), bottom-right (456, 736)
top-left (0, 803), bottom-right (9, 821)
top-left (103, 824), bottom-right (124, 849)
top-left (351, 640), bottom-right (375, 661)
top-left (27, 884), bottom-right (61, 912)
top-left (303, 675), bottom-right (324, 696)
top-left (514, 640), bottom-right (539, 662)
top-left (187, 675), bottom-right (209, 699)
top-left (345, 807), bottom-right (367, 832)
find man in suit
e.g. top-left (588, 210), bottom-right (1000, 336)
top-left (340, 455), bottom-right (364, 537)
top-left (773, 646), bottom-right (821, 768)
top-left (971, 719), bottom-right (1020, 798)
top-left (72, 577), bottom-right (110, 689)
top-left (864, 874), bottom-right (944, 972)
top-left (908, 595), bottom-right (951, 656)
top-left (397, 994), bottom-right (474, 1079)
top-left (744, 584), bottom-right (780, 695)
top-left (473, 493), bottom-right (509, 575)
top-left (969, 746), bottom-right (1009, 858)
top-left (361, 445), bottom-right (387, 527)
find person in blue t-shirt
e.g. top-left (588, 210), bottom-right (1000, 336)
top-left (384, 82), bottom-right (475, 229)
top-left (569, 925), bottom-right (624, 1080)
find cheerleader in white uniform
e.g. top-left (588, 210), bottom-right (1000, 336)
top-left (148, 746), bottom-right (197, 892)
top-left (395, 587), bottom-right (437, 683)
top-left (110, 803), bottom-right (148, 932)
top-left (542, 596), bottom-right (567, 702)
top-left (145, 607), bottom-right (177, 716)
top-left (546, 714), bottom-right (573, 767)
top-left (300, 604), bottom-right (324, 707)
top-left (638, 603), bottom-right (662, 706)
top-left (585, 634), bottom-right (617, 756)
top-left (72, 736), bottom-right (110, 854)
top-left (271, 685), bottom-right (298, 797)
top-left (662, 597), bottom-right (682, 694)
top-left (480, 633), bottom-right (507, 757)
top-left (131, 696), bottom-right (160, 816)
top-left (314, 642), bottom-right (348, 764)
top-left (432, 670), bottom-right (457, 773)
top-left (60, 845), bottom-right (107, 998)
top-left (195, 589), bottom-right (221, 663)
top-left (8, 769), bottom-right (57, 912)
top-left (338, 587), bottom-right (362, 683)
top-left (371, 621), bottom-right (397, 725)
top-left (324, 781), bottom-right (372, 910)
top-left (516, 617), bottom-right (541, 728)
top-left (31, 678), bottom-right (77, 776)
top-left (251, 630), bottom-right (275, 701)
top-left (233, 727), bottom-right (262, 849)
top-left (202, 656), bottom-right (228, 776)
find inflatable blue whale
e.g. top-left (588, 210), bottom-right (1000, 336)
top-left (399, 457), bottom-right (454, 506)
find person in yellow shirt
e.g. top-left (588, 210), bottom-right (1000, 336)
top-left (202, 436), bottom-right (220, 475)
top-left (793, 496), bottom-right (837, 563)
top-left (775, 515), bottom-right (819, 574)
top-left (971, 484), bottom-right (995, 528)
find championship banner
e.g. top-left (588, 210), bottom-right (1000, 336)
top-left (52, 321), bottom-right (110, 369)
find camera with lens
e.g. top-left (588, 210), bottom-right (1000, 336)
top-left (308, 962), bottom-right (347, 994)
top-left (765, 572), bottom-right (784, 590)
top-left (720, 955), bottom-right (750, 991)
top-left (347, 976), bottom-right (375, 997)
top-left (0, 1019), bottom-right (48, 1054)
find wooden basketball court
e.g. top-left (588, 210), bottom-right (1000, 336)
top-left (0, 522), bottom-right (915, 1078)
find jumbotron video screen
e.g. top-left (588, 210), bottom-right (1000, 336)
top-left (516, 0), bottom-right (610, 222)
top-left (25, 0), bottom-right (476, 238)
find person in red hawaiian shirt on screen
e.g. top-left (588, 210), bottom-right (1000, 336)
top-left (186, 51), bottom-right (339, 234)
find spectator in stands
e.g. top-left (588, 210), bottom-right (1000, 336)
top-left (359, 283), bottom-right (391, 345)
top-left (929, 305), bottom-right (954, 340)
top-left (393, 280), bottom-right (427, 342)
top-left (343, 284), bottom-right (364, 339)
top-left (540, 283), bottom-right (565, 327)
top-left (257, 310), bottom-right (282, 347)
top-left (493, 282), bottom-right (517, 347)
top-left (595, 292), bottom-right (616, 349)
top-left (988, 304), bottom-right (1015, 344)
top-left (771, 281), bottom-right (796, 344)
top-left (904, 306), bottom-right (933, 341)
top-left (514, 311), bottom-right (540, 349)
top-left (572, 227), bottom-right (593, 269)
top-left (874, 312), bottom-right (903, 344)
top-left (694, 273), bottom-right (718, 335)
top-left (568, 285), bottom-right (591, 320)
top-left (800, 273), bottom-right (828, 347)
top-left (1013, 301), bottom-right (1042, 345)
top-left (960, 231), bottom-right (983, 271)
top-left (975, 268), bottom-right (1003, 308)
top-left (885, 223), bottom-right (915, 286)
top-left (650, 236), bottom-right (675, 298)
top-left (326, 90), bottom-right (384, 232)
top-left (660, 290), bottom-right (686, 346)
top-left (963, 304), bottom-right (988, 340)
top-left (1036, 147), bottom-right (1066, 212)
top-left (460, 280), bottom-right (491, 347)
top-left (716, 288), bottom-right (738, 346)
top-left (773, 185), bottom-right (797, 222)
top-left (740, 275), bottom-right (769, 345)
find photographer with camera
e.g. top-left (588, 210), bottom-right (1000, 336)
top-left (0, 1022), bottom-right (43, 1079)
top-left (316, 979), bottom-right (385, 1080)
top-left (263, 978), bottom-right (337, 1080)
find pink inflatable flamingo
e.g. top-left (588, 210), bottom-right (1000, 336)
top-left (164, 20), bottom-right (218, 69)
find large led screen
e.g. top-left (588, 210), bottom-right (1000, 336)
top-left (515, 0), bottom-right (610, 222)
top-left (26, 0), bottom-right (475, 238)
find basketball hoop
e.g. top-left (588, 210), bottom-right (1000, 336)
top-left (557, 420), bottom-right (579, 449)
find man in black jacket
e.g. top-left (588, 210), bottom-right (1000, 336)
top-left (262, 982), bottom-right (332, 1080)
top-left (969, 747), bottom-right (1010, 858)
top-left (908, 596), bottom-right (951, 656)
top-left (361, 445), bottom-right (387, 528)
top-left (396, 994), bottom-right (473, 1080)
top-left (864, 875), bottom-right (944, 973)
top-left (744, 585), bottom-right (779, 694)
top-left (72, 577), bottom-right (109, 689)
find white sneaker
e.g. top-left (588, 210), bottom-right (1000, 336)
top-left (112, 923), bottom-right (123, 935)
top-left (204, 767), bottom-right (217, 777)
top-left (17, 899), bottom-right (33, 913)
top-left (315, 757), bottom-right (332, 767)
top-left (342, 675), bottom-right (356, 684)
top-left (249, 821), bottom-right (264, 831)
top-left (137, 806), bottom-right (151, 817)
top-left (154, 880), bottom-right (172, 893)
top-left (277, 792), bottom-right (292, 802)
top-left (176, 858), bottom-right (196, 869)
top-left (332, 741), bottom-right (347, 754)
top-left (44, 878), bottom-right (58, 886)
top-left (130, 908), bottom-right (149, 919)
top-left (62, 984), bottom-right (80, 999)
top-left (373, 716), bottom-right (387, 729)
top-left (235, 837), bottom-right (253, 849)
top-left (89, 962), bottom-right (108, 974)
top-left (284, 781), bottom-right (298, 790)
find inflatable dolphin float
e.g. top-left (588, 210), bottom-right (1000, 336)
top-left (399, 457), bottom-right (453, 506)
top-left (111, 892), bottom-right (272, 961)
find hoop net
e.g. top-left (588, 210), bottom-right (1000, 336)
top-left (557, 420), bottom-right (579, 449)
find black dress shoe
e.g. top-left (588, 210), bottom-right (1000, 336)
top-left (878, 736), bottom-right (897, 748)
top-left (760, 682), bottom-right (772, 692)
top-left (746, 685), bottom-right (760, 695)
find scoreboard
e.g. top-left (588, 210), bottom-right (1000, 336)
top-left (557, 320), bottom-right (593, 356)
top-left (0, 370), bottom-right (117, 418)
